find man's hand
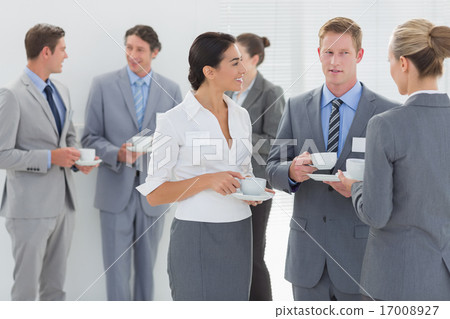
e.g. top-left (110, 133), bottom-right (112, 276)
top-left (324, 170), bottom-right (358, 198)
top-left (75, 156), bottom-right (100, 174)
top-left (288, 151), bottom-right (317, 183)
top-left (51, 147), bottom-right (80, 167)
top-left (117, 143), bottom-right (144, 164)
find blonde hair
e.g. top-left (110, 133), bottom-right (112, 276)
top-left (318, 17), bottom-right (362, 52)
top-left (390, 19), bottom-right (450, 78)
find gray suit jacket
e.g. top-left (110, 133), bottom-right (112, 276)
top-left (351, 93), bottom-right (450, 300)
top-left (0, 72), bottom-right (78, 218)
top-left (266, 83), bottom-right (398, 294)
top-left (226, 72), bottom-right (284, 179)
top-left (81, 67), bottom-right (182, 216)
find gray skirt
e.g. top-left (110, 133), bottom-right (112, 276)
top-left (167, 217), bottom-right (252, 301)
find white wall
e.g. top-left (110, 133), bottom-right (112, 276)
top-left (0, 0), bottom-right (221, 301)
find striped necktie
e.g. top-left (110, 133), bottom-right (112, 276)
top-left (327, 98), bottom-right (343, 153)
top-left (134, 78), bottom-right (145, 131)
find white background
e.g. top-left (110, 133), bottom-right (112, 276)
top-left (0, 0), bottom-right (449, 301)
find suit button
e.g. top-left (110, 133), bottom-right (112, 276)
top-left (328, 185), bottom-right (333, 192)
top-left (323, 216), bottom-right (327, 223)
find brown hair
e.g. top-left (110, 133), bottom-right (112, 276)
top-left (25, 24), bottom-right (65, 60)
top-left (125, 25), bottom-right (161, 52)
top-left (318, 17), bottom-right (362, 52)
top-left (236, 33), bottom-right (270, 66)
top-left (188, 32), bottom-right (236, 90)
top-left (390, 19), bottom-right (450, 78)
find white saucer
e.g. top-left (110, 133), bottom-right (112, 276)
top-left (126, 145), bottom-right (152, 153)
top-left (231, 191), bottom-right (274, 201)
top-left (307, 173), bottom-right (340, 182)
top-left (75, 159), bottom-right (102, 166)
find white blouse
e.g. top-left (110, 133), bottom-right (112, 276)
top-left (137, 91), bottom-right (253, 223)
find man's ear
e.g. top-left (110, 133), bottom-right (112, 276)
top-left (356, 48), bottom-right (364, 63)
top-left (151, 49), bottom-right (159, 60)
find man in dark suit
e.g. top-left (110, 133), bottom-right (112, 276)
top-left (266, 17), bottom-right (398, 301)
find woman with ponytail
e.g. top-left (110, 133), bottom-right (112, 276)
top-left (338, 19), bottom-right (450, 300)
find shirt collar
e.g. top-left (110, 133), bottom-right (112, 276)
top-left (321, 81), bottom-right (362, 111)
top-left (25, 66), bottom-right (52, 93)
top-left (183, 90), bottom-right (237, 121)
top-left (126, 66), bottom-right (152, 87)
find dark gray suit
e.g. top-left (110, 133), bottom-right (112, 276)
top-left (227, 71), bottom-right (284, 300)
top-left (351, 93), bottom-right (450, 300)
top-left (266, 83), bottom-right (397, 300)
top-left (0, 73), bottom-right (78, 300)
top-left (82, 67), bottom-right (181, 300)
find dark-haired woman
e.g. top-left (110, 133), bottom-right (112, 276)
top-left (226, 33), bottom-right (284, 301)
top-left (137, 32), bottom-right (266, 300)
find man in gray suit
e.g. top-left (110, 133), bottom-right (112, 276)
top-left (82, 25), bottom-right (182, 301)
top-left (266, 17), bottom-right (397, 300)
top-left (0, 24), bottom-right (96, 300)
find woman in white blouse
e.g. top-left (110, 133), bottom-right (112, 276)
top-left (337, 19), bottom-right (450, 300)
top-left (137, 32), bottom-right (268, 300)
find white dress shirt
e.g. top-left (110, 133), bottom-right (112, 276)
top-left (137, 91), bottom-right (253, 223)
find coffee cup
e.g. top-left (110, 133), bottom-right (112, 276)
top-left (79, 148), bottom-right (95, 162)
top-left (346, 158), bottom-right (365, 181)
top-left (311, 152), bottom-right (337, 170)
top-left (240, 177), bottom-right (266, 196)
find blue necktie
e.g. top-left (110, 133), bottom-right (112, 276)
top-left (44, 85), bottom-right (62, 135)
top-left (134, 78), bottom-right (145, 131)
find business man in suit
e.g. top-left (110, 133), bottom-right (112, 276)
top-left (82, 25), bottom-right (182, 301)
top-left (0, 24), bottom-right (96, 300)
top-left (266, 17), bottom-right (398, 301)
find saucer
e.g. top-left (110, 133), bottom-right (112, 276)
top-left (306, 173), bottom-right (340, 182)
top-left (75, 159), bottom-right (102, 166)
top-left (231, 191), bottom-right (274, 201)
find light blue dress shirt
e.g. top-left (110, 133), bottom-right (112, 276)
top-left (25, 67), bottom-right (67, 168)
top-left (127, 66), bottom-right (152, 121)
top-left (320, 81), bottom-right (362, 157)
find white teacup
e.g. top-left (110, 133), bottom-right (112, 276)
top-left (346, 158), bottom-right (365, 181)
top-left (240, 177), bottom-right (266, 196)
top-left (79, 148), bottom-right (95, 162)
top-left (311, 152), bottom-right (337, 170)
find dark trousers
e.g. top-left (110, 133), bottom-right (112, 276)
top-left (249, 197), bottom-right (273, 300)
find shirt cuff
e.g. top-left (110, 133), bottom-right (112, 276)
top-left (288, 176), bottom-right (300, 192)
top-left (48, 150), bottom-right (51, 169)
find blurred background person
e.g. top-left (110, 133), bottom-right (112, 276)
top-left (226, 33), bottom-right (284, 301)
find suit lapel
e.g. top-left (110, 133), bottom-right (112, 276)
top-left (242, 72), bottom-right (263, 110)
top-left (334, 85), bottom-right (377, 172)
top-left (118, 67), bottom-right (139, 130)
top-left (141, 72), bottom-right (162, 132)
top-left (306, 86), bottom-right (326, 152)
top-left (21, 73), bottom-right (59, 136)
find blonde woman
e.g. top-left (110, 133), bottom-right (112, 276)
top-left (338, 19), bottom-right (450, 300)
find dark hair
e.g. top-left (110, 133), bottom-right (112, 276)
top-left (188, 32), bottom-right (236, 90)
top-left (25, 24), bottom-right (65, 60)
top-left (237, 33), bottom-right (270, 66)
top-left (125, 25), bottom-right (161, 52)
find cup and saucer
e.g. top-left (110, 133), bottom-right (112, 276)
top-left (231, 177), bottom-right (274, 201)
top-left (126, 136), bottom-right (153, 153)
top-left (307, 152), bottom-right (340, 182)
top-left (75, 148), bottom-right (102, 166)
top-left (337, 158), bottom-right (365, 181)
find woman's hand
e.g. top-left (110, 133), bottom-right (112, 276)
top-left (205, 171), bottom-right (244, 195)
top-left (243, 188), bottom-right (275, 206)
